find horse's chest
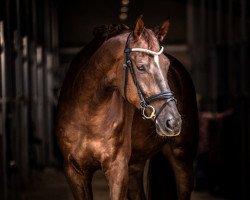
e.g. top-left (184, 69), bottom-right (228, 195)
top-left (131, 130), bottom-right (165, 158)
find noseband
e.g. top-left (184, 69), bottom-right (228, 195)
top-left (123, 33), bottom-right (176, 121)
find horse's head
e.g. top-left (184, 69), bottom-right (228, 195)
top-left (121, 16), bottom-right (181, 137)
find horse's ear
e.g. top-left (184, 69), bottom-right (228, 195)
top-left (154, 19), bottom-right (170, 43)
top-left (133, 15), bottom-right (144, 40)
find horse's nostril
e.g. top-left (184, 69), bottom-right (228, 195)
top-left (165, 118), bottom-right (181, 131)
top-left (166, 118), bottom-right (174, 130)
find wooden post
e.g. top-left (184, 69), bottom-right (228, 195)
top-left (216, 0), bottom-right (221, 44)
top-left (0, 20), bottom-right (8, 200)
top-left (240, 0), bottom-right (248, 199)
top-left (14, 0), bottom-right (30, 186)
top-left (208, 0), bottom-right (218, 111)
top-left (43, 0), bottom-right (58, 164)
top-left (227, 0), bottom-right (235, 100)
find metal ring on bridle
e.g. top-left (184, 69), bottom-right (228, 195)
top-left (142, 105), bottom-right (156, 120)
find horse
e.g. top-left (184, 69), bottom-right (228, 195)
top-left (55, 16), bottom-right (198, 200)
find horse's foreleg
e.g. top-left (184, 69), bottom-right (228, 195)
top-left (64, 162), bottom-right (93, 200)
top-left (162, 144), bottom-right (195, 200)
top-left (127, 161), bottom-right (146, 200)
top-left (103, 155), bottom-right (129, 200)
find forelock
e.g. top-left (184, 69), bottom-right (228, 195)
top-left (142, 29), bottom-right (160, 51)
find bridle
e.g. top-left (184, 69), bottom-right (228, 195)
top-left (123, 33), bottom-right (176, 121)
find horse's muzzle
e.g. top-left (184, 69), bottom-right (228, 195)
top-left (155, 114), bottom-right (182, 137)
top-left (165, 117), bottom-right (182, 133)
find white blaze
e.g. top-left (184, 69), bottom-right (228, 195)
top-left (154, 55), bottom-right (167, 89)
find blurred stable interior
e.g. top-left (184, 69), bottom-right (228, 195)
top-left (0, 0), bottom-right (250, 199)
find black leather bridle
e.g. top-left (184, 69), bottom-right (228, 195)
top-left (123, 33), bottom-right (176, 121)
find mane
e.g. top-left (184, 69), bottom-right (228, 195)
top-left (70, 24), bottom-right (129, 67)
top-left (93, 23), bottom-right (130, 39)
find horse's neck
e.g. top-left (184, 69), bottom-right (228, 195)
top-left (77, 34), bottom-right (133, 126)
top-left (85, 88), bottom-right (134, 131)
top-left (79, 70), bottom-right (127, 123)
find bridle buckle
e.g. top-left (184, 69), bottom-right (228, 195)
top-left (141, 105), bottom-right (156, 120)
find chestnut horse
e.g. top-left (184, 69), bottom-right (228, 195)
top-left (56, 16), bottom-right (198, 200)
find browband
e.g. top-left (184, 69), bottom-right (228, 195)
top-left (125, 46), bottom-right (164, 56)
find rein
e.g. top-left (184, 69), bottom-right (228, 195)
top-left (123, 33), bottom-right (176, 121)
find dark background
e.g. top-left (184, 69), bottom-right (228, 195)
top-left (0, 0), bottom-right (249, 199)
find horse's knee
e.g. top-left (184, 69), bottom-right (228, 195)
top-left (172, 147), bottom-right (186, 159)
top-left (67, 154), bottom-right (84, 175)
top-left (170, 144), bottom-right (196, 162)
top-left (162, 144), bottom-right (187, 161)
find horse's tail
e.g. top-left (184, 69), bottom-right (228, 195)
top-left (146, 151), bottom-right (178, 200)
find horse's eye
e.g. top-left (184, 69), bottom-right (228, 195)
top-left (137, 65), bottom-right (146, 71)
